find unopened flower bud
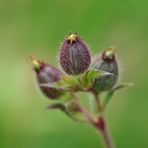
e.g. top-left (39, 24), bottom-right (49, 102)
top-left (67, 100), bottom-right (81, 112)
top-left (59, 33), bottom-right (91, 75)
top-left (91, 46), bottom-right (119, 92)
top-left (29, 56), bottom-right (63, 99)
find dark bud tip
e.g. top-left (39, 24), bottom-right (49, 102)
top-left (60, 33), bottom-right (91, 75)
top-left (46, 103), bottom-right (66, 111)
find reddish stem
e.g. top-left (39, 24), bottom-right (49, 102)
top-left (94, 116), bottom-right (114, 148)
top-left (79, 106), bottom-right (114, 148)
top-left (79, 106), bottom-right (97, 124)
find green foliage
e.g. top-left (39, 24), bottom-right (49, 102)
top-left (40, 69), bottom-right (109, 92)
top-left (79, 70), bottom-right (109, 88)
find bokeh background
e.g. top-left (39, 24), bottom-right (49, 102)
top-left (0, 0), bottom-right (148, 147)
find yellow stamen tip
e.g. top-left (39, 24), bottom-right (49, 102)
top-left (28, 56), bottom-right (41, 70)
top-left (65, 33), bottom-right (78, 44)
top-left (105, 46), bottom-right (116, 58)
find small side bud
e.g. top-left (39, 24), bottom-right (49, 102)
top-left (59, 33), bottom-right (91, 75)
top-left (91, 46), bottom-right (119, 92)
top-left (29, 56), bottom-right (63, 99)
top-left (67, 100), bottom-right (81, 112)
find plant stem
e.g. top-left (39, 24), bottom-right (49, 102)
top-left (79, 105), bottom-right (97, 124)
top-left (94, 116), bottom-right (114, 148)
top-left (71, 92), bottom-right (114, 148)
top-left (93, 93), bottom-right (114, 148)
top-left (93, 92), bottom-right (103, 112)
top-left (79, 105), bottom-right (114, 148)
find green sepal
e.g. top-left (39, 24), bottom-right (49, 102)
top-left (40, 69), bottom-right (110, 92)
top-left (79, 69), bottom-right (110, 88)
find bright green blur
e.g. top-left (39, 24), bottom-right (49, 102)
top-left (0, 0), bottom-right (148, 148)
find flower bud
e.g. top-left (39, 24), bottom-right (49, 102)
top-left (67, 100), bottom-right (81, 112)
top-left (91, 47), bottom-right (119, 92)
top-left (59, 33), bottom-right (91, 75)
top-left (29, 56), bottom-right (63, 99)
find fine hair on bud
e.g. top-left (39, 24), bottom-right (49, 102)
top-left (91, 46), bottom-right (119, 92)
top-left (59, 33), bottom-right (91, 75)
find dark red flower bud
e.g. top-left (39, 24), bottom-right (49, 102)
top-left (59, 33), bottom-right (91, 75)
top-left (29, 56), bottom-right (63, 99)
top-left (91, 47), bottom-right (119, 92)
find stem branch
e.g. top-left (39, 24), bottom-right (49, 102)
top-left (93, 92), bottom-right (102, 112)
top-left (79, 105), bottom-right (114, 148)
top-left (94, 116), bottom-right (114, 148)
top-left (70, 92), bottom-right (114, 148)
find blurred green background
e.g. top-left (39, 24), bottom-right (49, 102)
top-left (0, 0), bottom-right (148, 147)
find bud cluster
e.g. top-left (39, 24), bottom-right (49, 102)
top-left (28, 33), bottom-right (130, 148)
top-left (29, 33), bottom-right (119, 101)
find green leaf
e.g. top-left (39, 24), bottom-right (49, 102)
top-left (62, 75), bottom-right (79, 86)
top-left (112, 83), bottom-right (133, 92)
top-left (40, 75), bottom-right (82, 92)
top-left (79, 69), bottom-right (110, 88)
